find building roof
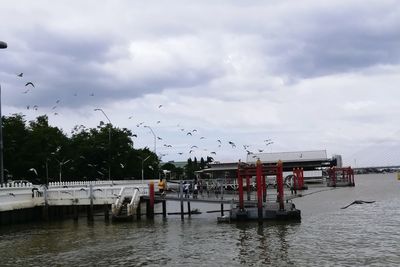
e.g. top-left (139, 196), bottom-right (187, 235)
top-left (246, 150), bottom-right (328, 163)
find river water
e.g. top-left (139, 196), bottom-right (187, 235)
top-left (0, 173), bottom-right (399, 266)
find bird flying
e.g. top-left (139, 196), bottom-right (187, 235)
top-left (341, 200), bottom-right (376, 209)
top-left (25, 82), bottom-right (35, 87)
top-left (187, 132), bottom-right (192, 136)
top-left (17, 73), bottom-right (23, 77)
top-left (228, 141), bottom-right (236, 148)
top-left (191, 145), bottom-right (198, 149)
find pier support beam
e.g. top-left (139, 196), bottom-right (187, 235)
top-left (162, 200), bottom-right (167, 218)
top-left (180, 181), bottom-right (184, 221)
top-left (104, 204), bottom-right (109, 221)
top-left (237, 163), bottom-right (244, 210)
top-left (276, 160), bottom-right (284, 211)
top-left (256, 159), bottom-right (263, 221)
top-left (246, 174), bottom-right (251, 201)
top-left (262, 175), bottom-right (266, 203)
top-left (148, 182), bottom-right (155, 218)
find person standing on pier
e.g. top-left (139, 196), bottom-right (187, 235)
top-left (158, 178), bottom-right (166, 196)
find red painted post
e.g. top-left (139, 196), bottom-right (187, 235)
top-left (256, 159), bottom-right (263, 220)
top-left (262, 175), bottom-right (267, 203)
top-left (332, 167), bottom-right (336, 187)
top-left (293, 168), bottom-right (298, 191)
top-left (246, 170), bottom-right (251, 201)
top-left (149, 181), bottom-right (155, 218)
top-left (276, 160), bottom-right (284, 210)
top-left (237, 164), bottom-right (244, 210)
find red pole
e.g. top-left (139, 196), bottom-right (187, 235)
top-left (333, 167), bottom-right (336, 187)
top-left (237, 164), bottom-right (244, 210)
top-left (256, 159), bottom-right (263, 220)
top-left (293, 168), bottom-right (298, 191)
top-left (262, 175), bottom-right (266, 202)
top-left (246, 170), bottom-right (251, 201)
top-left (149, 181), bottom-right (155, 217)
top-left (276, 160), bottom-right (284, 210)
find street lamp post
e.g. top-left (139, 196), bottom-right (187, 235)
top-left (55, 158), bottom-right (70, 183)
top-left (0, 40), bottom-right (8, 184)
top-left (141, 155), bottom-right (151, 184)
top-left (144, 125), bottom-right (156, 154)
top-left (94, 108), bottom-right (112, 181)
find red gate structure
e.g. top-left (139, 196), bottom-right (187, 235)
top-left (327, 167), bottom-right (355, 187)
top-left (234, 159), bottom-right (301, 221)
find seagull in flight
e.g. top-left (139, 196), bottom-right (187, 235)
top-left (189, 150), bottom-right (194, 153)
top-left (191, 145), bottom-right (198, 149)
top-left (341, 200), bottom-right (376, 209)
top-left (211, 152), bottom-right (216, 155)
top-left (25, 82), bottom-right (35, 87)
top-left (157, 137), bottom-right (163, 140)
top-left (178, 152), bottom-right (184, 155)
top-left (17, 73), bottom-right (23, 77)
top-left (158, 105), bottom-right (163, 108)
top-left (228, 141), bottom-right (236, 148)
top-left (200, 137), bottom-right (206, 139)
top-left (187, 132), bottom-right (192, 136)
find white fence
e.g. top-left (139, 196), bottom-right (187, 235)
top-left (0, 180), bottom-right (150, 212)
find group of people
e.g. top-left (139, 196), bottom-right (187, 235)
top-left (158, 178), bottom-right (207, 199)
top-left (182, 181), bottom-right (200, 199)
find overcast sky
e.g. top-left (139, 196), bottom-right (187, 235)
top-left (1, 0), bottom-right (399, 167)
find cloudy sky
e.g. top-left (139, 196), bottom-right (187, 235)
top-left (1, 0), bottom-right (399, 167)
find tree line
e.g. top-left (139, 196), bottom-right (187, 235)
top-left (2, 114), bottom-right (213, 184)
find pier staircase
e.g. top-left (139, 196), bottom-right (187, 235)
top-left (111, 187), bottom-right (141, 221)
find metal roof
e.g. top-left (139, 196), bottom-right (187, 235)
top-left (246, 150), bottom-right (328, 163)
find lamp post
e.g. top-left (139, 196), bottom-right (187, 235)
top-left (94, 108), bottom-right (112, 181)
top-left (0, 40), bottom-right (8, 184)
top-left (141, 155), bottom-right (151, 184)
top-left (144, 125), bottom-right (156, 154)
top-left (54, 158), bottom-right (70, 183)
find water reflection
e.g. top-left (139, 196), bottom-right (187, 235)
top-left (234, 221), bottom-right (300, 265)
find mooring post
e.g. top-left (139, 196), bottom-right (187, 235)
top-left (187, 201), bottom-right (191, 217)
top-left (149, 181), bottom-right (155, 218)
top-left (180, 181), bottom-right (184, 220)
top-left (87, 184), bottom-right (94, 221)
top-left (256, 159), bottom-right (263, 221)
top-left (276, 160), bottom-right (284, 211)
top-left (237, 163), bottom-right (244, 210)
top-left (42, 186), bottom-right (49, 221)
top-left (332, 167), bottom-right (336, 187)
top-left (246, 172), bottom-right (251, 201)
top-left (220, 203), bottom-right (224, 216)
top-left (162, 200), bottom-right (167, 218)
top-left (73, 205), bottom-right (79, 221)
top-left (104, 204), bottom-right (109, 221)
top-left (262, 175), bottom-right (267, 203)
top-left (137, 201), bottom-right (142, 220)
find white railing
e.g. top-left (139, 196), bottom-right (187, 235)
top-left (0, 181), bottom-right (150, 212)
top-left (111, 186), bottom-right (143, 216)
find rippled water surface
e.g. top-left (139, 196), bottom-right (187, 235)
top-left (1, 174), bottom-right (399, 266)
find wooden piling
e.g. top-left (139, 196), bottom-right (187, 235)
top-left (220, 203), bottom-right (224, 216)
top-left (180, 181), bottom-right (184, 220)
top-left (104, 204), bottom-right (109, 221)
top-left (148, 182), bottom-right (155, 218)
top-left (162, 200), bottom-right (167, 218)
top-left (187, 201), bottom-right (191, 218)
top-left (73, 205), bottom-right (79, 221)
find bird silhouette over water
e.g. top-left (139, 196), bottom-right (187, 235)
top-left (17, 73), bottom-right (23, 77)
top-left (25, 82), bottom-right (35, 87)
top-left (341, 200), bottom-right (375, 209)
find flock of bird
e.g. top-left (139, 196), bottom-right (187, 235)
top-left (13, 71), bottom-right (275, 162)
